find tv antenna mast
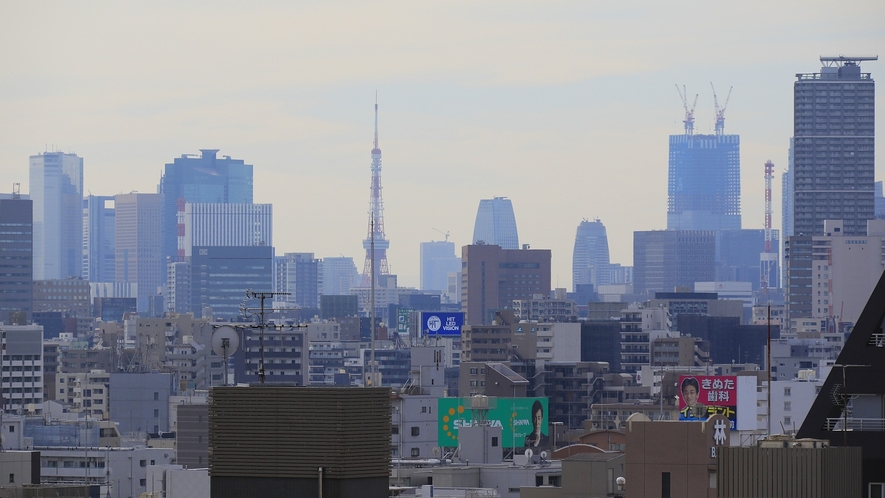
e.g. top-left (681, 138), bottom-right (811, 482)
top-left (239, 290), bottom-right (290, 384)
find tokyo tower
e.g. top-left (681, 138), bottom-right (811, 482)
top-left (360, 97), bottom-right (390, 287)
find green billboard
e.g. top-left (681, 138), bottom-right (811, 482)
top-left (437, 397), bottom-right (548, 449)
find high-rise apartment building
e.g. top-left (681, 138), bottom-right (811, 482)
top-left (29, 151), bottom-right (83, 280)
top-left (572, 218), bottom-right (611, 292)
top-left (785, 219), bottom-right (885, 327)
top-left (0, 194), bottom-right (33, 323)
top-left (782, 139), bottom-right (795, 239)
top-left (633, 230), bottom-right (716, 296)
top-left (793, 56), bottom-right (876, 236)
top-left (115, 193), bottom-right (163, 314)
top-left (420, 240), bottom-right (460, 292)
top-left (461, 244), bottom-right (551, 325)
top-left (82, 195), bottom-right (116, 283)
top-left (472, 197), bottom-right (519, 249)
top-left (158, 149), bottom-right (253, 264)
top-left (321, 257), bottom-right (360, 296)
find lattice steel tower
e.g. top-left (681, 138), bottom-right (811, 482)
top-left (361, 97), bottom-right (390, 287)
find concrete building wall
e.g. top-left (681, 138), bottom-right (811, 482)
top-left (718, 445), bottom-right (861, 498)
top-left (625, 416), bottom-right (729, 498)
top-left (391, 395), bottom-right (438, 460)
top-left (109, 372), bottom-right (173, 435)
top-left (0, 451), bottom-right (40, 486)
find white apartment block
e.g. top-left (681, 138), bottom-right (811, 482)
top-left (812, 219), bottom-right (885, 327)
top-left (56, 370), bottom-right (110, 418)
top-left (1, 325), bottom-right (44, 414)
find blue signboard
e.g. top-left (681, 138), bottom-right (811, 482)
top-left (421, 312), bottom-right (464, 337)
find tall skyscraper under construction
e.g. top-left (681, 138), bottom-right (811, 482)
top-left (792, 56), bottom-right (876, 236)
top-left (360, 99), bottom-right (391, 288)
top-left (667, 86), bottom-right (741, 234)
top-left (472, 197), bottom-right (519, 249)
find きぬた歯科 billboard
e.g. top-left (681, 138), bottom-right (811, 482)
top-left (679, 375), bottom-right (738, 428)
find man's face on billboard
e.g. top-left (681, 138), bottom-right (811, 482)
top-left (533, 408), bottom-right (543, 432)
top-left (683, 384), bottom-right (699, 407)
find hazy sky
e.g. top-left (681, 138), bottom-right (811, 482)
top-left (1, 2), bottom-right (883, 289)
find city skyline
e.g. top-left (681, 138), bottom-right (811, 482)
top-left (1, 3), bottom-right (882, 289)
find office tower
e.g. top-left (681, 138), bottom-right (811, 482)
top-left (461, 244), bottom-right (551, 325)
top-left (0, 193), bottom-right (33, 322)
top-left (190, 246), bottom-right (273, 320)
top-left (472, 197), bottom-right (519, 249)
top-left (321, 257), bottom-right (360, 296)
top-left (275, 253), bottom-right (321, 308)
top-left (158, 149), bottom-right (253, 264)
top-left (572, 218), bottom-right (611, 292)
top-left (718, 229), bottom-right (780, 289)
top-left (876, 181), bottom-right (885, 219)
top-left (29, 151), bottom-right (83, 280)
top-left (793, 56), bottom-right (876, 236)
top-left (420, 240), bottom-right (460, 292)
top-left (115, 193), bottom-right (163, 314)
top-left (82, 195), bottom-right (115, 283)
top-left (360, 100), bottom-right (391, 288)
top-left (667, 86), bottom-right (741, 234)
top-left (632, 230), bottom-right (716, 296)
top-left (183, 203), bottom-right (272, 257)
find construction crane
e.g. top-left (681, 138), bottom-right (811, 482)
top-left (433, 228), bottom-right (450, 242)
top-left (711, 83), bottom-right (733, 136)
top-left (675, 85), bottom-right (699, 135)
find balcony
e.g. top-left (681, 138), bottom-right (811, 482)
top-left (824, 418), bottom-right (885, 431)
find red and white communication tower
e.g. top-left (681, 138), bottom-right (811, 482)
top-left (760, 160), bottom-right (776, 296)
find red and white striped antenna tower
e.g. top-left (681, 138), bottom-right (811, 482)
top-left (361, 94), bottom-right (390, 288)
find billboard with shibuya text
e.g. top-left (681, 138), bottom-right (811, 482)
top-left (678, 375), bottom-right (738, 428)
top-left (438, 397), bottom-right (548, 450)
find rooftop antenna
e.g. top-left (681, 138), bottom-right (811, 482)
top-left (711, 83), bottom-right (732, 135)
top-left (239, 290), bottom-right (290, 383)
top-left (675, 85), bottom-right (699, 135)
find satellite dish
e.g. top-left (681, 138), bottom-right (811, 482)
top-left (212, 326), bottom-right (240, 357)
top-left (525, 449), bottom-right (533, 459)
top-left (212, 326), bottom-right (240, 386)
top-left (540, 451), bottom-right (548, 460)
